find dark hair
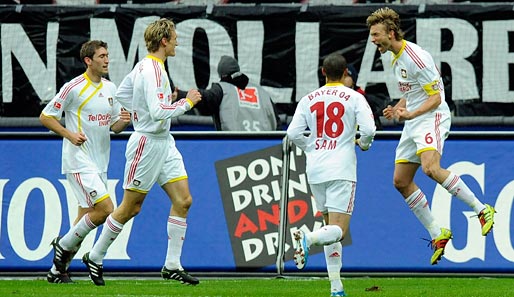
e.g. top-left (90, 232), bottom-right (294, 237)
top-left (366, 7), bottom-right (404, 41)
top-left (80, 40), bottom-right (108, 65)
top-left (322, 53), bottom-right (347, 81)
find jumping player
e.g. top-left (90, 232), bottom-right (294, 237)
top-left (366, 7), bottom-right (495, 265)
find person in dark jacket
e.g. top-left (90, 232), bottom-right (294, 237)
top-left (179, 55), bottom-right (281, 131)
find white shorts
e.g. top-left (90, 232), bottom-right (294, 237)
top-left (309, 180), bottom-right (356, 215)
top-left (123, 132), bottom-right (187, 193)
top-left (395, 111), bottom-right (451, 164)
top-left (66, 172), bottom-right (110, 208)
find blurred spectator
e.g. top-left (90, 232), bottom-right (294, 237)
top-left (18, 0), bottom-right (53, 3)
top-left (221, 0), bottom-right (307, 3)
top-left (308, 0), bottom-right (354, 4)
top-left (401, 0), bottom-right (451, 3)
top-left (54, 0), bottom-right (98, 4)
top-left (131, 0), bottom-right (172, 3)
top-left (344, 64), bottom-right (383, 130)
top-left (99, 0), bottom-right (126, 3)
top-left (179, 56), bottom-right (281, 131)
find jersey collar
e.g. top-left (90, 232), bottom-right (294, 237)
top-left (147, 54), bottom-right (164, 65)
top-left (391, 40), bottom-right (407, 66)
top-left (325, 83), bottom-right (343, 87)
top-left (83, 72), bottom-right (102, 89)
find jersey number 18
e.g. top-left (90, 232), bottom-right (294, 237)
top-left (310, 101), bottom-right (345, 138)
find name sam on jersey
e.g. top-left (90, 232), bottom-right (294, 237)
top-left (315, 138), bottom-right (337, 150)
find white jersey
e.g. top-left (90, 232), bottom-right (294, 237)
top-left (42, 73), bottom-right (121, 173)
top-left (287, 83), bottom-right (376, 184)
top-left (116, 55), bottom-right (193, 137)
top-left (391, 40), bottom-right (450, 121)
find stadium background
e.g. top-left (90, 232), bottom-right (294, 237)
top-left (0, 1), bottom-right (513, 276)
top-left (1, 2), bottom-right (513, 129)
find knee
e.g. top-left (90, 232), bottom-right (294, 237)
top-left (179, 195), bottom-right (193, 210)
top-left (99, 206), bottom-right (114, 221)
top-left (393, 177), bottom-right (408, 192)
top-left (117, 202), bottom-right (143, 222)
top-left (90, 205), bottom-right (113, 225)
top-left (421, 164), bottom-right (437, 179)
top-left (173, 194), bottom-right (193, 215)
top-left (129, 204), bottom-right (143, 217)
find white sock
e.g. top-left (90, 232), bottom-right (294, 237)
top-left (89, 215), bottom-right (123, 264)
top-left (308, 225), bottom-right (343, 247)
top-left (164, 216), bottom-right (187, 270)
top-left (442, 172), bottom-right (485, 214)
top-left (324, 242), bottom-right (343, 294)
top-left (60, 213), bottom-right (96, 251)
top-left (405, 189), bottom-right (440, 239)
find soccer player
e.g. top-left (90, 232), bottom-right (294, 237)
top-left (80, 18), bottom-right (202, 286)
top-left (366, 7), bottom-right (495, 265)
top-left (287, 53), bottom-right (376, 297)
top-left (40, 40), bottom-right (131, 283)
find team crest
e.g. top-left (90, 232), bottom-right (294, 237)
top-left (133, 179), bottom-right (141, 186)
top-left (401, 69), bottom-right (407, 78)
top-left (108, 97), bottom-right (113, 106)
top-left (90, 190), bottom-right (97, 198)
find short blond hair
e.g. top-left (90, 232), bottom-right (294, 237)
top-left (144, 18), bottom-right (175, 53)
top-left (366, 7), bottom-right (404, 41)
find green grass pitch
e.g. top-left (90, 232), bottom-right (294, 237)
top-left (0, 276), bottom-right (512, 297)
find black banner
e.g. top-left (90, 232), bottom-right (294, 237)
top-left (1, 4), bottom-right (513, 119)
top-left (215, 144), bottom-right (351, 270)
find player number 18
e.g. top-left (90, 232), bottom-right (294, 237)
top-left (310, 101), bottom-right (345, 138)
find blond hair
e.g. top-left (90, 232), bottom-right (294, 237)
top-left (366, 7), bottom-right (404, 41)
top-left (144, 18), bottom-right (175, 53)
